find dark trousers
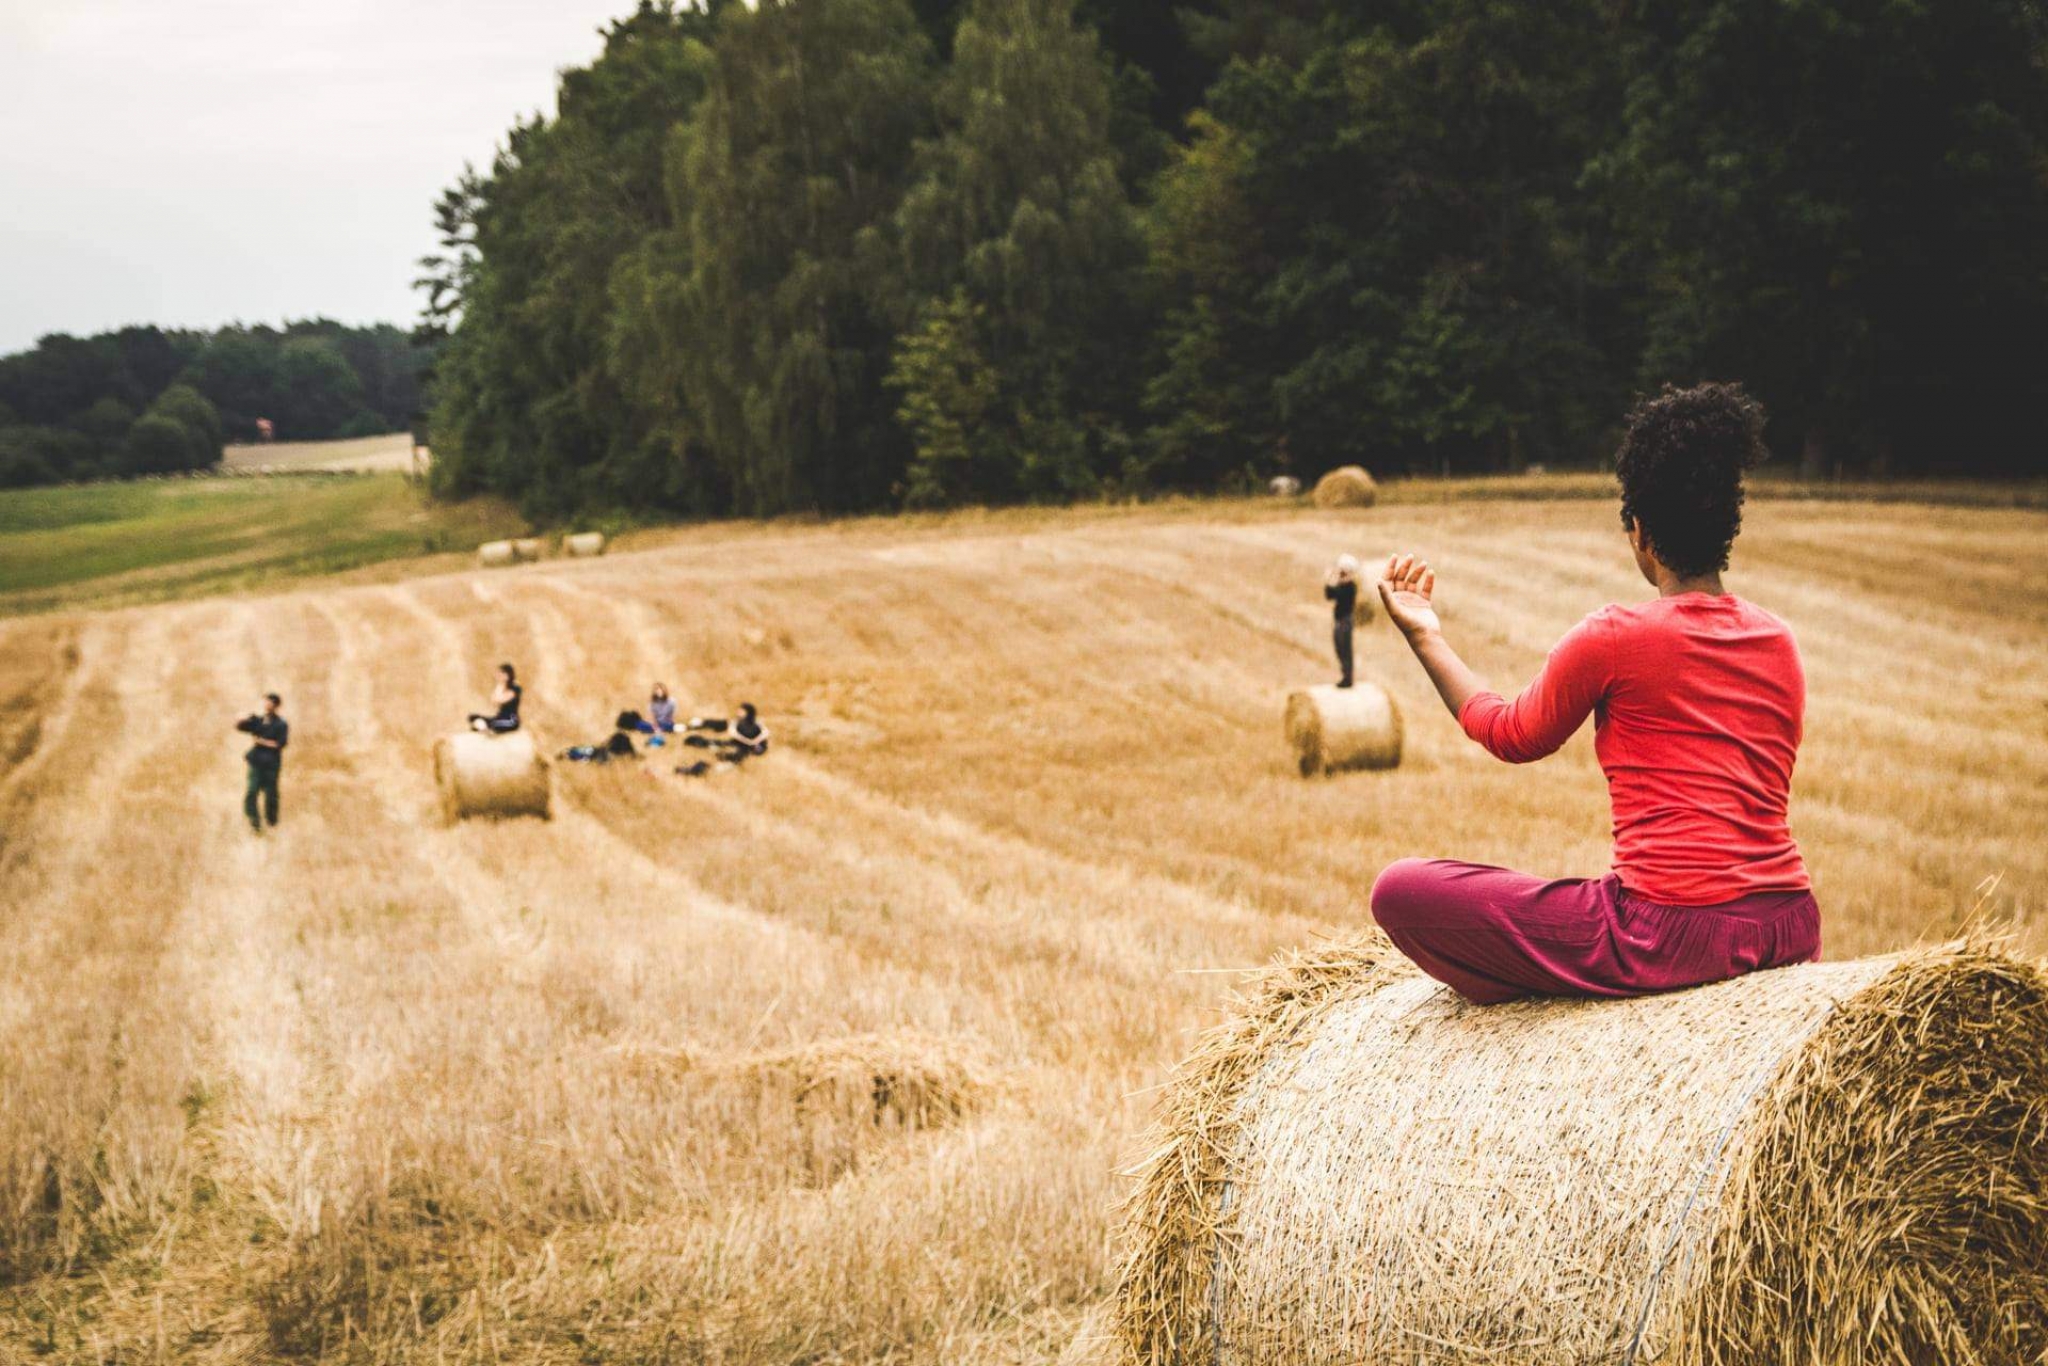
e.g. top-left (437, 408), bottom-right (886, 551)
top-left (1333, 618), bottom-right (1354, 686)
top-left (1369, 858), bottom-right (1821, 1005)
top-left (244, 763), bottom-right (280, 828)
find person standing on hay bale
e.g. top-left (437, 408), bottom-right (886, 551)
top-left (1372, 382), bottom-right (1819, 1005)
top-left (234, 692), bottom-right (289, 833)
top-left (467, 663), bottom-right (522, 735)
top-left (1323, 554), bottom-right (1361, 688)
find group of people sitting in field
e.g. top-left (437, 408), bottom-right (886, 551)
top-left (614, 684), bottom-right (770, 775)
top-left (463, 666), bottom-right (771, 777)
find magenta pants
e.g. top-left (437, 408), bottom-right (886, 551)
top-left (1369, 858), bottom-right (1822, 1006)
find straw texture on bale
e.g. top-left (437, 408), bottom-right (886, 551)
top-left (1310, 466), bottom-right (1376, 508)
top-left (476, 539), bottom-right (517, 568)
top-left (432, 730), bottom-right (552, 823)
top-left (564, 531), bottom-right (607, 557)
top-left (1114, 935), bottom-right (2048, 1366)
top-left (510, 537), bottom-right (545, 563)
top-left (1283, 683), bottom-right (1400, 776)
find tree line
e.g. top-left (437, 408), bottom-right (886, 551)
top-left (0, 322), bottom-right (434, 487)
top-left (410, 0), bottom-right (2041, 517)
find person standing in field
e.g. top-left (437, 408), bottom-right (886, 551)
top-left (1370, 382), bottom-right (1819, 1005)
top-left (1324, 553), bottom-right (1361, 689)
top-left (237, 692), bottom-right (289, 833)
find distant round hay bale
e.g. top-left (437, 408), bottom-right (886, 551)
top-left (476, 540), bottom-right (517, 568)
top-left (432, 731), bottom-right (551, 823)
top-left (1267, 475), bottom-right (1302, 498)
top-left (563, 531), bottom-right (607, 558)
top-left (1114, 939), bottom-right (2048, 1366)
top-left (1284, 683), bottom-right (1400, 776)
top-left (510, 537), bottom-right (545, 563)
top-left (1310, 465), bottom-right (1377, 509)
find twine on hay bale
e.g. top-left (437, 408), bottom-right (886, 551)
top-left (476, 539), bottom-right (517, 568)
top-left (563, 531), bottom-right (607, 557)
top-left (1310, 466), bottom-right (1376, 509)
top-left (1284, 683), bottom-right (1401, 776)
top-left (1113, 935), bottom-right (2048, 1366)
top-left (432, 730), bottom-right (552, 823)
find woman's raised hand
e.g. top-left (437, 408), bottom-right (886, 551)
top-left (1377, 553), bottom-right (1441, 639)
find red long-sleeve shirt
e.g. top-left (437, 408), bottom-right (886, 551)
top-left (1457, 593), bottom-right (1811, 905)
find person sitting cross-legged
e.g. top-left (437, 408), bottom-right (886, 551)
top-left (468, 663), bottom-right (522, 734)
top-left (1369, 382), bottom-right (1821, 1006)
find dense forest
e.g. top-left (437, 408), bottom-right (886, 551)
top-left (0, 322), bottom-right (433, 487)
top-left (423, 0), bottom-right (2048, 517)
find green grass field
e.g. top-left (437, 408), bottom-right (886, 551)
top-left (0, 475), bottom-right (527, 615)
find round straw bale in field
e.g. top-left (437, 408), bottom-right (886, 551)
top-left (1114, 937), bottom-right (2048, 1366)
top-left (432, 730), bottom-right (551, 823)
top-left (1310, 465), bottom-right (1376, 508)
top-left (1283, 683), bottom-right (1400, 776)
top-left (510, 537), bottom-right (545, 563)
top-left (1267, 475), bottom-right (1302, 498)
top-left (563, 531), bottom-right (606, 557)
top-left (476, 539), bottom-right (517, 568)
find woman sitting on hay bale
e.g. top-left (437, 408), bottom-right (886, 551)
top-left (1374, 382), bottom-right (1818, 1005)
top-left (467, 662), bottom-right (523, 735)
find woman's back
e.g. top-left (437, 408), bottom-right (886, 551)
top-left (1589, 594), bottom-right (1806, 904)
top-left (1459, 592), bottom-right (1807, 904)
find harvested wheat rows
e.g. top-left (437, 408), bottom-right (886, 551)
top-left (0, 498), bottom-right (2043, 1362)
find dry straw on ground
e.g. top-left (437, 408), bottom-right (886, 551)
top-left (1114, 935), bottom-right (2048, 1366)
top-left (1284, 683), bottom-right (1402, 775)
top-left (1310, 466), bottom-right (1376, 508)
top-left (432, 730), bottom-right (552, 823)
top-left (564, 531), bottom-right (607, 557)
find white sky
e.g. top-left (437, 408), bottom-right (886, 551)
top-left (0, 0), bottom-right (638, 354)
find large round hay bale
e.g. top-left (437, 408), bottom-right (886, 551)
top-left (476, 539), bottom-right (517, 568)
top-left (1114, 938), bottom-right (2048, 1366)
top-left (510, 537), bottom-right (545, 563)
top-left (563, 531), bottom-right (606, 558)
top-left (432, 731), bottom-right (551, 823)
top-left (1310, 465), bottom-right (1376, 509)
top-left (1283, 683), bottom-right (1400, 776)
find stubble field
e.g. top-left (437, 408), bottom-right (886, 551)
top-left (1, 494), bottom-right (2043, 1363)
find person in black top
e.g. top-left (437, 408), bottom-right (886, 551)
top-left (681, 702), bottom-right (771, 767)
top-left (469, 663), bottom-right (522, 734)
top-left (1324, 555), bottom-right (1361, 688)
top-left (728, 702), bottom-right (768, 756)
top-left (236, 692), bottom-right (289, 832)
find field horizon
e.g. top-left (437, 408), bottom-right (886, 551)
top-left (1, 490), bottom-right (2042, 1362)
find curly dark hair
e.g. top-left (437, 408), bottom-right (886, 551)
top-left (1614, 382), bottom-right (1767, 578)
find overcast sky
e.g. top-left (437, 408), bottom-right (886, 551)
top-left (0, 0), bottom-right (639, 355)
